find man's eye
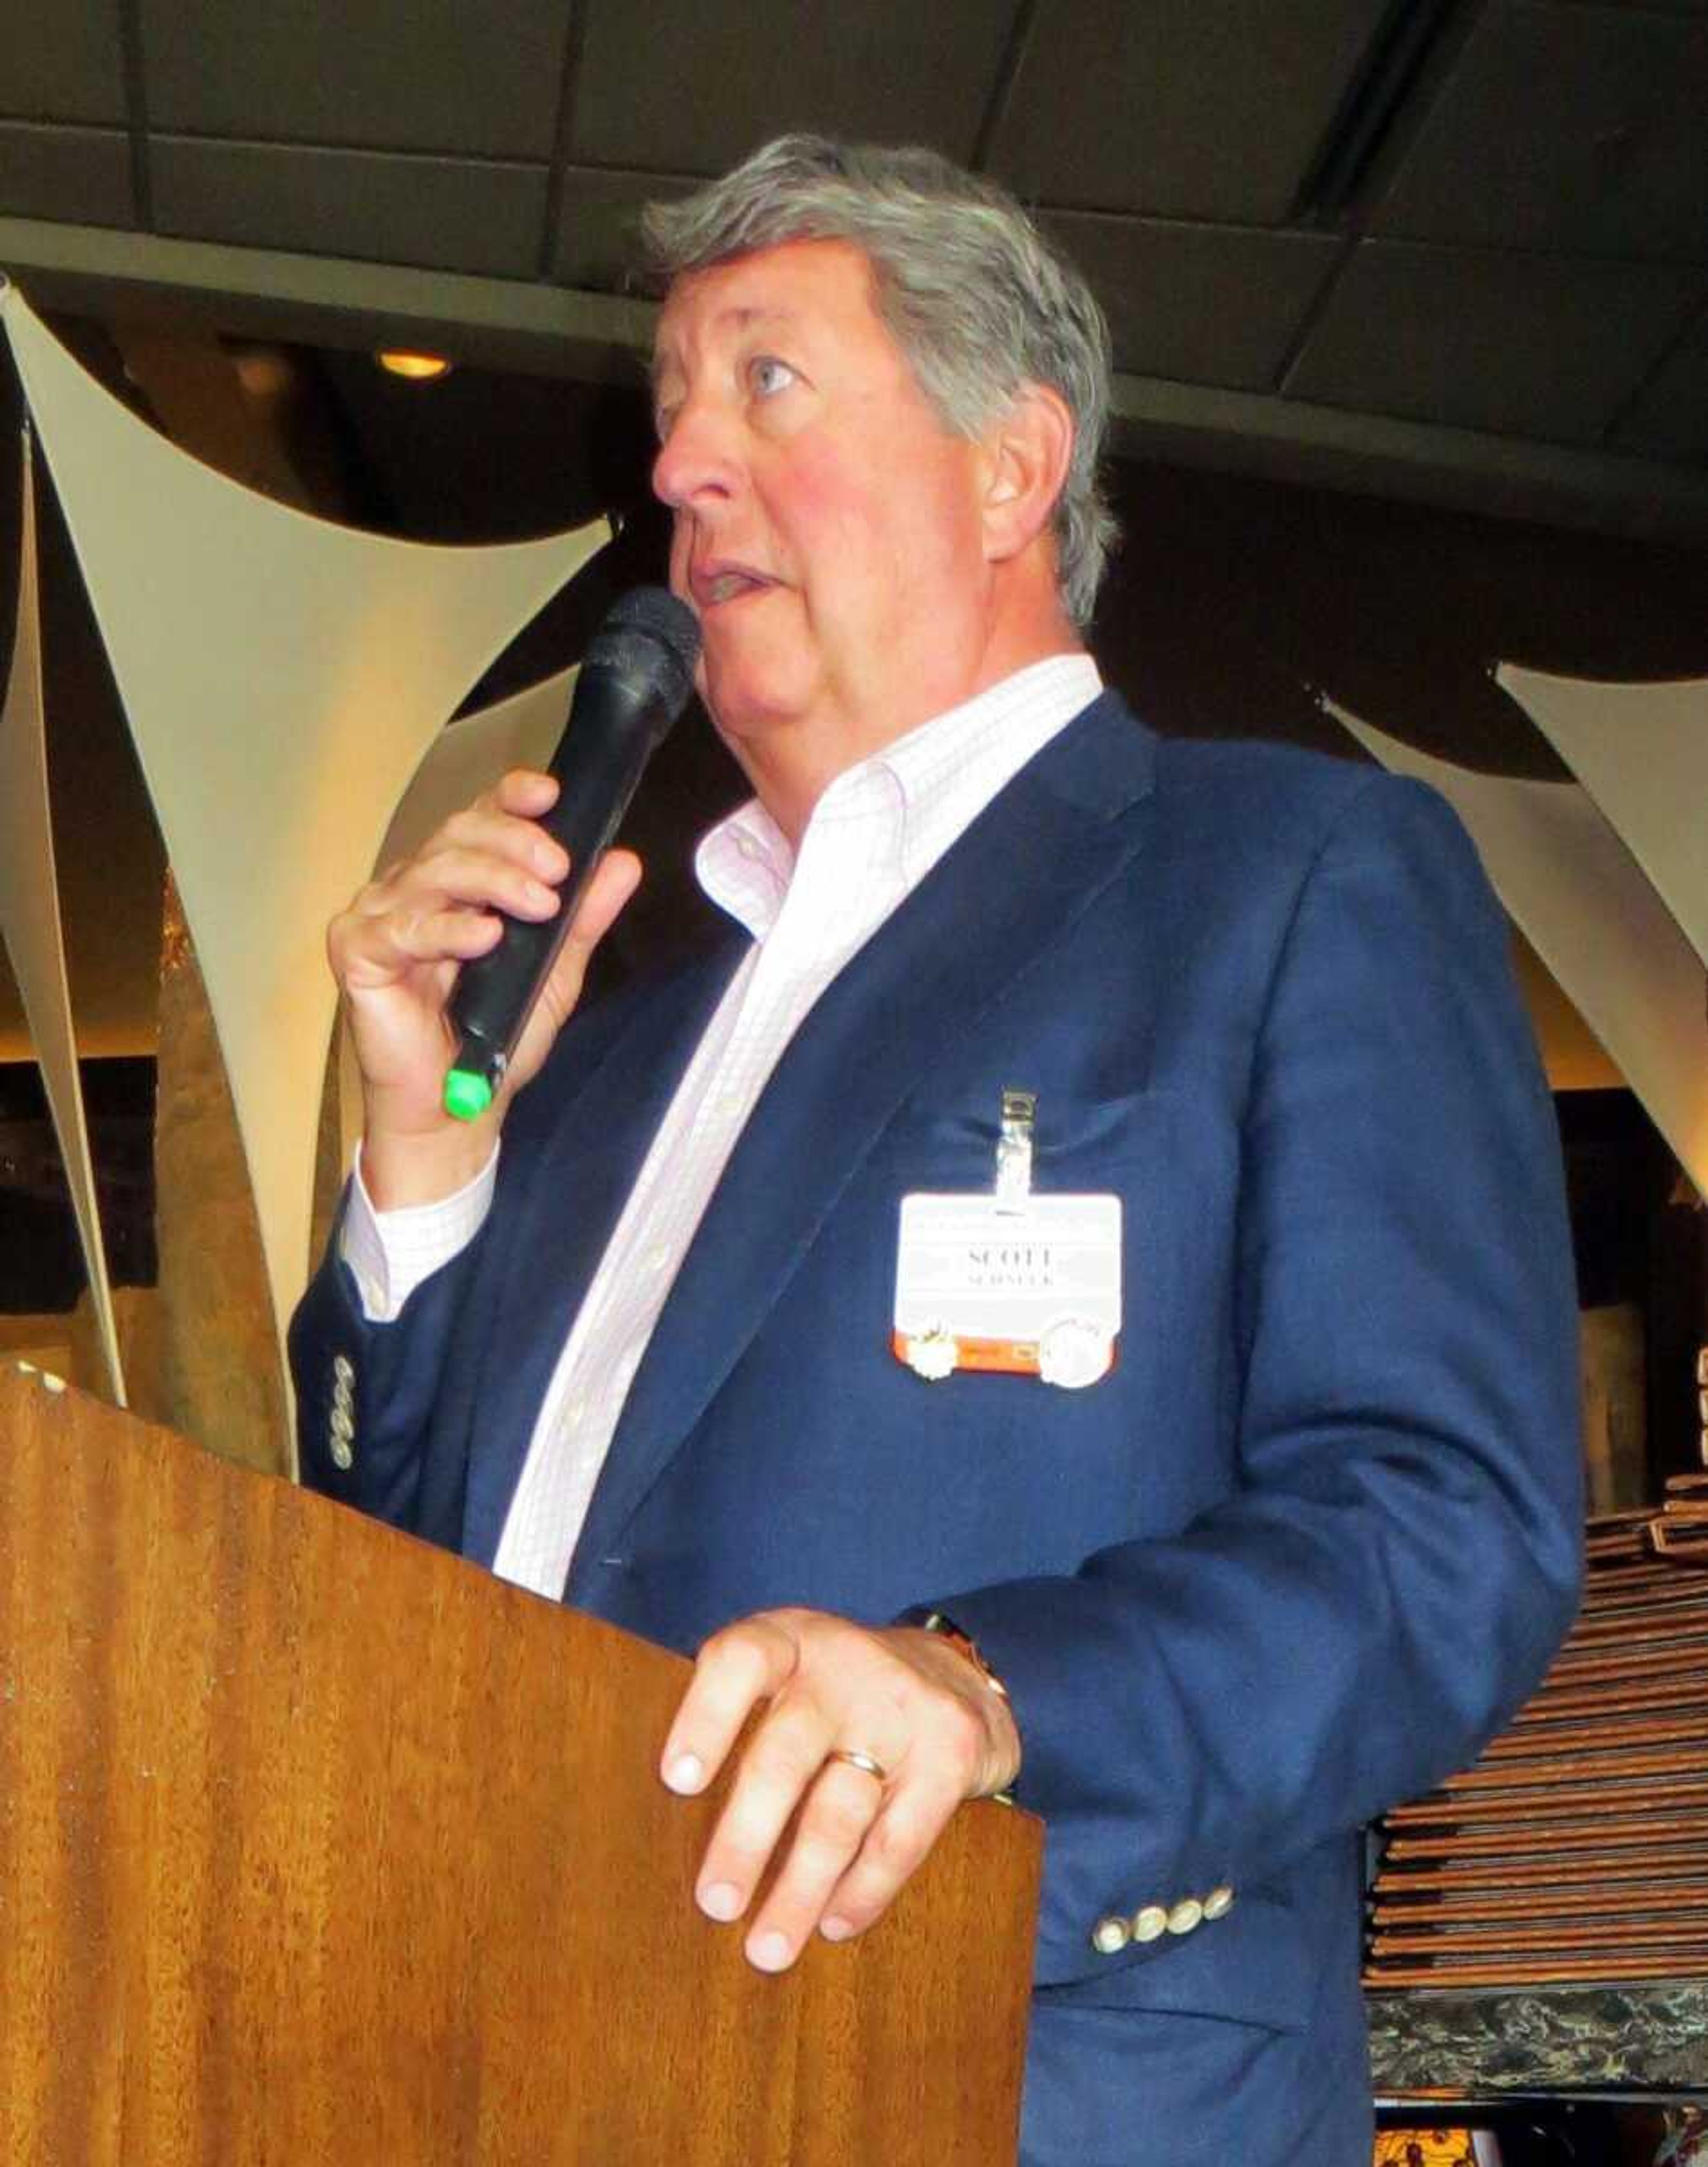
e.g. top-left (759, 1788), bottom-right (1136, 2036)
top-left (749, 356), bottom-right (797, 399)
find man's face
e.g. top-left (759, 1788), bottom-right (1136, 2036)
top-left (651, 239), bottom-right (995, 810)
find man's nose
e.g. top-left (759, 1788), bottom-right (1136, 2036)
top-left (651, 394), bottom-right (738, 511)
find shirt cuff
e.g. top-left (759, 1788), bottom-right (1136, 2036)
top-left (340, 1138), bottom-right (499, 1322)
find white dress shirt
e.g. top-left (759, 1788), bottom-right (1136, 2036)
top-left (342, 653), bottom-right (1103, 1598)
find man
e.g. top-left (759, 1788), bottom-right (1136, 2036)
top-left (290, 137), bottom-right (1581, 2163)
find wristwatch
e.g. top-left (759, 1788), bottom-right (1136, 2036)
top-left (920, 1610), bottom-right (1009, 1700)
top-left (921, 1611), bottom-right (1017, 1803)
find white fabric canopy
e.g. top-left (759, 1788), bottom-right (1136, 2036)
top-left (0, 428), bottom-right (125, 1400)
top-left (1329, 701), bottom-right (1708, 1201)
top-left (1, 281), bottom-right (608, 1451)
top-left (376, 664), bottom-right (576, 870)
top-left (1499, 665), bottom-right (1708, 974)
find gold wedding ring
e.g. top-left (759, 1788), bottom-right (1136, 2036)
top-left (827, 1747), bottom-right (889, 1784)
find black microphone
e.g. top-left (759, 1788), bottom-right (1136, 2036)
top-left (442, 585), bottom-right (701, 1120)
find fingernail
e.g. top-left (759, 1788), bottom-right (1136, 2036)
top-left (526, 880), bottom-right (556, 910)
top-left (820, 1916), bottom-right (854, 1943)
top-left (699, 1881), bottom-right (742, 1922)
top-left (746, 1929), bottom-right (791, 1972)
top-left (532, 841), bottom-right (560, 874)
top-left (664, 1751), bottom-right (705, 1794)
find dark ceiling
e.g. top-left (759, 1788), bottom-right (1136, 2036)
top-left (1, 0), bottom-right (1705, 532)
top-left (0, 0), bottom-right (1705, 1063)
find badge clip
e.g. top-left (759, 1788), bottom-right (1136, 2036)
top-left (893, 1090), bottom-right (1121, 1390)
top-left (994, 1088), bottom-right (1036, 1213)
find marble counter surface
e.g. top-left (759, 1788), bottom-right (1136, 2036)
top-left (1368, 1981), bottom-right (1708, 2095)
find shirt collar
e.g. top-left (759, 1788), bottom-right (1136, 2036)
top-left (697, 654), bottom-right (1103, 940)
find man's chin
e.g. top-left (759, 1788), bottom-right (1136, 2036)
top-left (700, 663), bottom-right (820, 749)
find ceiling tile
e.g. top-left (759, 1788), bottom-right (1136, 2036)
top-left (552, 168), bottom-right (694, 294)
top-left (1043, 214), bottom-right (1342, 390)
top-left (1375, 1), bottom-right (1708, 262)
top-left (0, 1), bottom-right (126, 126)
top-left (570, 0), bottom-right (1012, 173)
top-left (0, 122), bottom-right (133, 228)
top-left (149, 139), bottom-right (548, 281)
top-left (140, 0), bottom-right (569, 159)
top-left (1287, 240), bottom-right (1704, 444)
top-left (988, 0), bottom-right (1390, 222)
top-left (1612, 304), bottom-right (1708, 459)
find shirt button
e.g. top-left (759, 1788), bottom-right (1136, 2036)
top-left (330, 1434), bottom-right (354, 1472)
top-left (645, 1244), bottom-right (671, 1274)
top-left (333, 1354), bottom-right (354, 1385)
top-left (1204, 1885), bottom-right (1235, 1921)
top-left (1166, 1898), bottom-right (1204, 1936)
top-left (1091, 1915), bottom-right (1131, 1955)
top-left (1132, 1904), bottom-right (1168, 1943)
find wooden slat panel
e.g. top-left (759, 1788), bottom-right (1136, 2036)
top-left (1373, 1887), bottom-right (1708, 1925)
top-left (1376, 1931), bottom-right (1708, 1961)
top-left (1503, 1672), bottom-right (1708, 1721)
top-left (1366, 1508), bottom-right (1708, 1993)
top-left (1374, 1855), bottom-right (1705, 1893)
top-left (1370, 1955), bottom-right (1708, 1987)
top-left (1441, 1741), bottom-right (1708, 1788)
top-left (1483, 1712), bottom-right (1708, 1755)
top-left (1388, 1776), bottom-right (1708, 1821)
top-left (1383, 1812), bottom-right (1708, 1860)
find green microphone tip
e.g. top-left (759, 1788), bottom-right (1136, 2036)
top-left (443, 1067), bottom-right (494, 1122)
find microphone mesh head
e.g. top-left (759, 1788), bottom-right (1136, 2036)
top-left (593, 585), bottom-right (702, 704)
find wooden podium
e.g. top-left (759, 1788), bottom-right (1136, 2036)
top-left (0, 1363), bottom-right (1041, 2165)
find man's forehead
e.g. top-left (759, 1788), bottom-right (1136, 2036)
top-left (651, 240), bottom-right (878, 383)
top-left (652, 302), bottom-right (798, 384)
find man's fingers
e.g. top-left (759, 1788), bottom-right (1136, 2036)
top-left (337, 839), bottom-right (628, 1004)
top-left (564, 848), bottom-right (643, 952)
top-left (490, 766), bottom-right (562, 821)
top-left (660, 1614), bottom-right (799, 1798)
top-left (733, 1756), bottom-right (963, 1969)
top-left (391, 840), bottom-right (564, 921)
top-left (814, 1771), bottom-right (964, 1945)
top-left (355, 775), bottom-right (567, 921)
top-left (689, 1692), bottom-right (857, 1924)
top-left (661, 1612), bottom-right (1016, 1973)
top-left (332, 899), bottom-right (508, 993)
top-left (737, 1760), bottom-right (890, 1970)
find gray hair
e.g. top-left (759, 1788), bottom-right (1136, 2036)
top-left (640, 136), bottom-right (1117, 630)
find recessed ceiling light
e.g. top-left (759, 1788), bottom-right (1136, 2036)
top-left (375, 349), bottom-right (454, 382)
top-left (231, 346), bottom-right (294, 400)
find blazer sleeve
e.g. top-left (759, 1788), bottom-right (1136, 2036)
top-left (289, 1196), bottom-right (488, 1550)
top-left (922, 773), bottom-right (1583, 1988)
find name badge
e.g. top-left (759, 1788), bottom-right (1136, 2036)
top-left (891, 1091), bottom-right (1121, 1390)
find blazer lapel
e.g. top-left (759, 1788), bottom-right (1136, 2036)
top-left (567, 694), bottom-right (1158, 1588)
top-left (459, 934), bottom-right (745, 1564)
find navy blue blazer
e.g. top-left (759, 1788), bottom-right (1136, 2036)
top-left (292, 693), bottom-right (1582, 2163)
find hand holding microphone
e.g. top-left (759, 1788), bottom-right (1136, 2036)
top-left (327, 587), bottom-right (701, 1208)
top-left (443, 586), bottom-right (701, 1117)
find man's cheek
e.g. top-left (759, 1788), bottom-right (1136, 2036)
top-left (666, 523), bottom-right (693, 600)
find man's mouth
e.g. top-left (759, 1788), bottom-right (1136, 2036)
top-left (695, 566), bottom-right (775, 608)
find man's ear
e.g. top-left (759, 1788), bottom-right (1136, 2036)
top-left (980, 384), bottom-right (1074, 565)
